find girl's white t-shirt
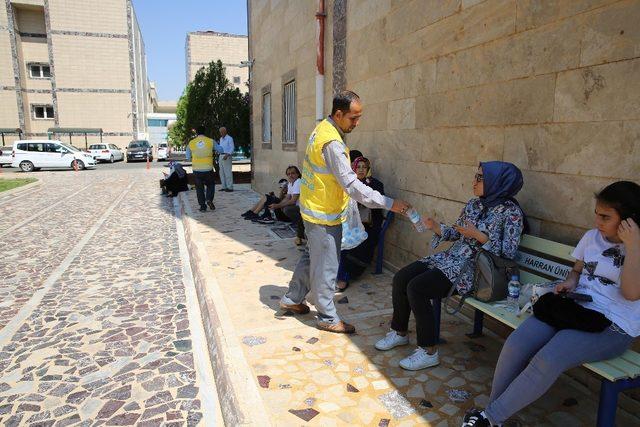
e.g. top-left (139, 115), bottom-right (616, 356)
top-left (288, 178), bottom-right (301, 206)
top-left (573, 228), bottom-right (639, 336)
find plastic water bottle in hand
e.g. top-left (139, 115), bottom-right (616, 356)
top-left (506, 274), bottom-right (521, 313)
top-left (406, 208), bottom-right (426, 233)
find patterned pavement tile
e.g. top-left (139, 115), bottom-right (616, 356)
top-left (0, 168), bottom-right (206, 425)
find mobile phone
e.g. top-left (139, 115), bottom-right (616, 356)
top-left (562, 292), bottom-right (593, 302)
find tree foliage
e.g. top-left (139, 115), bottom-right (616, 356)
top-left (167, 84), bottom-right (190, 149)
top-left (170, 60), bottom-right (250, 155)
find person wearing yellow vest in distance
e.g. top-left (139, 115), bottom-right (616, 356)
top-left (186, 126), bottom-right (223, 212)
top-left (279, 91), bottom-right (411, 334)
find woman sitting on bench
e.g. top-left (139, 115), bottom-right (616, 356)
top-left (336, 156), bottom-right (385, 291)
top-left (375, 161), bottom-right (526, 371)
top-left (463, 180), bottom-right (640, 427)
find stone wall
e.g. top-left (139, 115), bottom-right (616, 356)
top-left (250, 0), bottom-right (640, 270)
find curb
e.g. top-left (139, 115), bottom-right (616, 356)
top-left (0, 177), bottom-right (41, 197)
top-left (178, 193), bottom-right (270, 426)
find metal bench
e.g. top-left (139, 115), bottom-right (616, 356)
top-left (433, 234), bottom-right (640, 426)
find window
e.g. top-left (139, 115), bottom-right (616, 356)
top-left (28, 63), bottom-right (51, 79)
top-left (262, 92), bottom-right (271, 142)
top-left (27, 143), bottom-right (44, 152)
top-left (233, 76), bottom-right (241, 84)
top-left (45, 143), bottom-right (63, 153)
top-left (32, 104), bottom-right (54, 119)
top-left (148, 119), bottom-right (168, 127)
top-left (282, 80), bottom-right (296, 143)
top-left (17, 143), bottom-right (27, 151)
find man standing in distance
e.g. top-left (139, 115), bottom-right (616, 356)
top-left (218, 126), bottom-right (235, 192)
top-left (280, 91), bottom-right (411, 333)
top-left (186, 126), bottom-right (223, 212)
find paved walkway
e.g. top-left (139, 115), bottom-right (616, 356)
top-left (0, 167), bottom-right (218, 426)
top-left (180, 184), bottom-right (639, 427)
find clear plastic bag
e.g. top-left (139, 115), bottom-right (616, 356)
top-left (341, 198), bottom-right (368, 250)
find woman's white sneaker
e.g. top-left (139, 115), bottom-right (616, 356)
top-left (374, 330), bottom-right (409, 351)
top-left (399, 348), bottom-right (439, 370)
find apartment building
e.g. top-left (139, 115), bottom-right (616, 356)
top-left (0, 0), bottom-right (150, 148)
top-left (185, 30), bottom-right (248, 92)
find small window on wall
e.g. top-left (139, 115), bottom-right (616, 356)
top-left (233, 76), bottom-right (241, 84)
top-left (29, 63), bottom-right (51, 79)
top-left (262, 92), bottom-right (271, 142)
top-left (32, 104), bottom-right (54, 119)
top-left (282, 80), bottom-right (296, 143)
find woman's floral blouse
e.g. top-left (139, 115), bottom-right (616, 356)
top-left (420, 198), bottom-right (524, 295)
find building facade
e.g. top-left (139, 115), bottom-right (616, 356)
top-left (249, 0), bottom-right (640, 269)
top-left (185, 30), bottom-right (248, 92)
top-left (0, 0), bottom-right (150, 148)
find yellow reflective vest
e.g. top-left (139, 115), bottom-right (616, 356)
top-left (300, 119), bottom-right (350, 226)
top-left (188, 135), bottom-right (215, 171)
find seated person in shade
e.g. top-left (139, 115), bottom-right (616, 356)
top-left (375, 161), bottom-right (527, 371)
top-left (161, 161), bottom-right (189, 197)
top-left (269, 165), bottom-right (306, 245)
top-left (462, 181), bottom-right (640, 427)
top-left (241, 179), bottom-right (290, 224)
top-left (336, 157), bottom-right (385, 291)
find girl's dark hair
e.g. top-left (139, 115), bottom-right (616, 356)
top-left (285, 165), bottom-right (301, 178)
top-left (595, 181), bottom-right (640, 222)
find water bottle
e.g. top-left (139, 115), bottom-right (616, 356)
top-left (507, 274), bottom-right (521, 313)
top-left (406, 208), bottom-right (426, 233)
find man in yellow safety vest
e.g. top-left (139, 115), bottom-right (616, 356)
top-left (280, 91), bottom-right (411, 334)
top-left (186, 126), bottom-right (223, 212)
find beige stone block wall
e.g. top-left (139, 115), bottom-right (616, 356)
top-left (249, 0), bottom-right (319, 193)
top-left (14, 6), bottom-right (45, 33)
top-left (48, 0), bottom-right (127, 34)
top-left (52, 35), bottom-right (129, 89)
top-left (0, 3), bottom-right (7, 26)
top-left (56, 92), bottom-right (131, 130)
top-left (339, 0), bottom-right (640, 270)
top-left (19, 40), bottom-right (51, 91)
top-left (250, 0), bottom-right (640, 274)
top-left (0, 34), bottom-right (14, 85)
top-left (22, 91), bottom-right (54, 134)
top-left (189, 33), bottom-right (247, 64)
top-left (0, 91), bottom-right (19, 126)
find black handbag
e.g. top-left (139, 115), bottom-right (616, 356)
top-left (533, 292), bottom-right (611, 332)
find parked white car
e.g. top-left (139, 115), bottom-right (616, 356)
top-left (88, 143), bottom-right (124, 163)
top-left (11, 140), bottom-right (97, 172)
top-left (0, 147), bottom-right (13, 167)
top-left (157, 142), bottom-right (169, 161)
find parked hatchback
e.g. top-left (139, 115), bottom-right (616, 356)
top-left (11, 140), bottom-right (96, 172)
top-left (157, 142), bottom-right (169, 161)
top-left (126, 140), bottom-right (152, 162)
top-left (88, 143), bottom-right (124, 163)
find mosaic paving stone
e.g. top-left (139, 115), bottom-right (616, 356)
top-left (242, 336), bottom-right (267, 347)
top-left (378, 390), bottom-right (415, 419)
top-left (0, 169), bottom-right (205, 425)
top-left (288, 408), bottom-right (319, 422)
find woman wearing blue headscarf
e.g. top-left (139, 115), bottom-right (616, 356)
top-left (375, 161), bottom-right (527, 371)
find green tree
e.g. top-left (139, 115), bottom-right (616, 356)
top-left (175, 60), bottom-right (250, 156)
top-left (168, 84), bottom-right (190, 148)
